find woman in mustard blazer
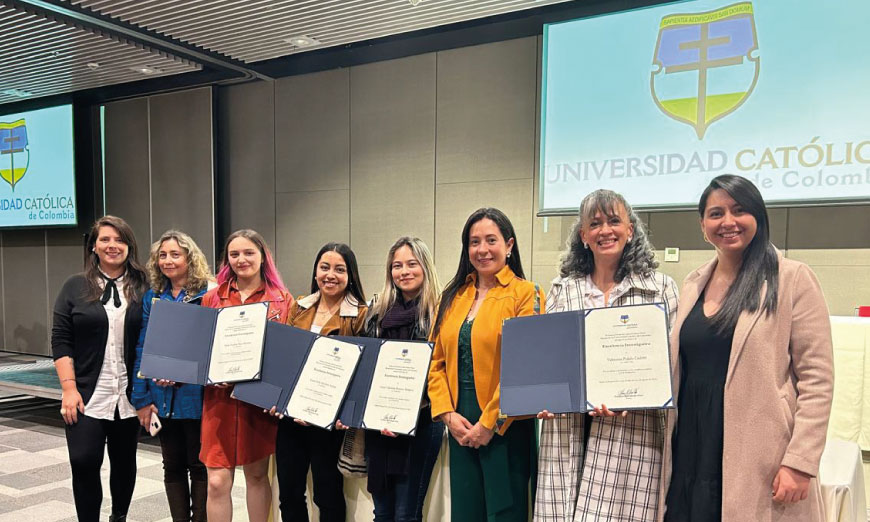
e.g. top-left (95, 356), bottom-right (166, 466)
top-left (661, 175), bottom-right (834, 522)
top-left (428, 207), bottom-right (545, 522)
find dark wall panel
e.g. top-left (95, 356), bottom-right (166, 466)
top-left (275, 69), bottom-right (350, 193)
top-left (46, 228), bottom-right (87, 315)
top-left (436, 37), bottom-right (537, 184)
top-left (104, 97), bottom-right (151, 254)
top-left (149, 88), bottom-right (215, 265)
top-left (219, 82), bottom-right (276, 251)
top-left (2, 230), bottom-right (48, 355)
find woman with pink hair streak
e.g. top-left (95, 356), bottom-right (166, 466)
top-left (198, 229), bottom-right (294, 522)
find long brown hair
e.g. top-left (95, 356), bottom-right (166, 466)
top-left (83, 215), bottom-right (148, 304)
top-left (432, 208), bottom-right (525, 338)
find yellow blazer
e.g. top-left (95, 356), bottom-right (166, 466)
top-left (428, 265), bottom-right (544, 434)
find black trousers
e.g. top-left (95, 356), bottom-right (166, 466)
top-left (158, 417), bottom-right (207, 521)
top-left (64, 413), bottom-right (139, 522)
top-left (275, 418), bottom-right (346, 522)
top-left (158, 417), bottom-right (206, 483)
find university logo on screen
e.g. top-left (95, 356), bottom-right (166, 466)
top-left (0, 118), bottom-right (29, 191)
top-left (651, 2), bottom-right (759, 139)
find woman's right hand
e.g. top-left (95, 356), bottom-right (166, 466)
top-left (537, 409), bottom-right (555, 420)
top-left (589, 404), bottom-right (628, 418)
top-left (137, 404), bottom-right (157, 428)
top-left (153, 378), bottom-right (176, 387)
top-left (60, 389), bottom-right (85, 425)
top-left (442, 412), bottom-right (473, 442)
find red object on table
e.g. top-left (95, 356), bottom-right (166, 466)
top-left (859, 306), bottom-right (870, 317)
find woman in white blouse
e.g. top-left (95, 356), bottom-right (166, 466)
top-left (534, 190), bottom-right (679, 522)
top-left (51, 215), bottom-right (149, 522)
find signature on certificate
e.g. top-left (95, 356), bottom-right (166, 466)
top-left (615, 387), bottom-right (640, 399)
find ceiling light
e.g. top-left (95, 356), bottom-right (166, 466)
top-left (130, 66), bottom-right (161, 75)
top-left (284, 35), bottom-right (320, 47)
top-left (86, 62), bottom-right (101, 70)
top-left (2, 88), bottom-right (33, 98)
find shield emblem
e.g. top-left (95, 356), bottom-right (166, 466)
top-left (651, 2), bottom-right (759, 139)
top-left (0, 119), bottom-right (29, 191)
top-left (620, 315), bottom-right (629, 324)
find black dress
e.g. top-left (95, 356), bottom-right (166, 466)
top-left (664, 294), bottom-right (734, 522)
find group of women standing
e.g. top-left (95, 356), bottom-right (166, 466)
top-left (52, 174), bottom-right (834, 522)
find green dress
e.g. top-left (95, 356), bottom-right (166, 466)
top-left (449, 319), bottom-right (536, 522)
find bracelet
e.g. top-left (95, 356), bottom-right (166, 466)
top-left (60, 378), bottom-right (76, 383)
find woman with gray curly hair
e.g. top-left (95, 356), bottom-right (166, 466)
top-left (533, 189), bottom-right (679, 522)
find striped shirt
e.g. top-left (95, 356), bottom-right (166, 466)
top-left (535, 271), bottom-right (679, 522)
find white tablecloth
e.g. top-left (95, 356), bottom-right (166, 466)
top-left (828, 317), bottom-right (870, 448)
top-left (819, 438), bottom-right (867, 522)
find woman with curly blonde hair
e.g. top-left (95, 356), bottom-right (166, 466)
top-left (131, 230), bottom-right (215, 522)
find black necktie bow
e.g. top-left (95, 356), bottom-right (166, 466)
top-left (100, 276), bottom-right (122, 308)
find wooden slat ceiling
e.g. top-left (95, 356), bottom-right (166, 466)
top-left (0, 0), bottom-right (574, 105)
top-left (72, 0), bottom-right (574, 63)
top-left (0, 3), bottom-right (199, 105)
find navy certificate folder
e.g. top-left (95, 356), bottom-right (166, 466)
top-left (500, 304), bottom-right (673, 416)
top-left (500, 311), bottom-right (586, 416)
top-left (231, 322), bottom-right (315, 412)
top-left (232, 326), bottom-right (364, 431)
top-left (139, 300), bottom-right (267, 385)
top-left (334, 336), bottom-right (382, 429)
top-left (334, 336), bottom-right (434, 435)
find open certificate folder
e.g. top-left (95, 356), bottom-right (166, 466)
top-left (231, 325), bottom-right (363, 430)
top-left (335, 336), bottom-right (433, 436)
top-left (139, 300), bottom-right (269, 385)
top-left (500, 303), bottom-right (674, 416)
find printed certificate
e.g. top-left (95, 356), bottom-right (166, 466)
top-left (583, 304), bottom-right (672, 410)
top-left (361, 341), bottom-right (433, 435)
top-left (285, 336), bottom-right (362, 429)
top-left (501, 303), bottom-right (674, 416)
top-left (207, 302), bottom-right (268, 384)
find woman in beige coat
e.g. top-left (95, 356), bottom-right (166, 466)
top-left (661, 175), bottom-right (833, 522)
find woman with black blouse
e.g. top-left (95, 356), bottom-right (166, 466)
top-left (52, 215), bottom-right (148, 522)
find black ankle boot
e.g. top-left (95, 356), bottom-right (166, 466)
top-left (109, 515), bottom-right (127, 522)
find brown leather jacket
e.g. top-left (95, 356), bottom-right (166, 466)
top-left (286, 291), bottom-right (368, 336)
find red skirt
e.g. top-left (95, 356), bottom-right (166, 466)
top-left (199, 386), bottom-right (277, 468)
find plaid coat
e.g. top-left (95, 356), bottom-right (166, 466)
top-left (534, 271), bottom-right (679, 522)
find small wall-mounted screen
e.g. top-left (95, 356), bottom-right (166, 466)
top-left (0, 104), bottom-right (76, 227)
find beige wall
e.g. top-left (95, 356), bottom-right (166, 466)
top-left (9, 37), bottom-right (865, 358)
top-left (219, 36), bottom-right (869, 315)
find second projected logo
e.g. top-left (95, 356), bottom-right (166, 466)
top-left (651, 2), bottom-right (759, 139)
